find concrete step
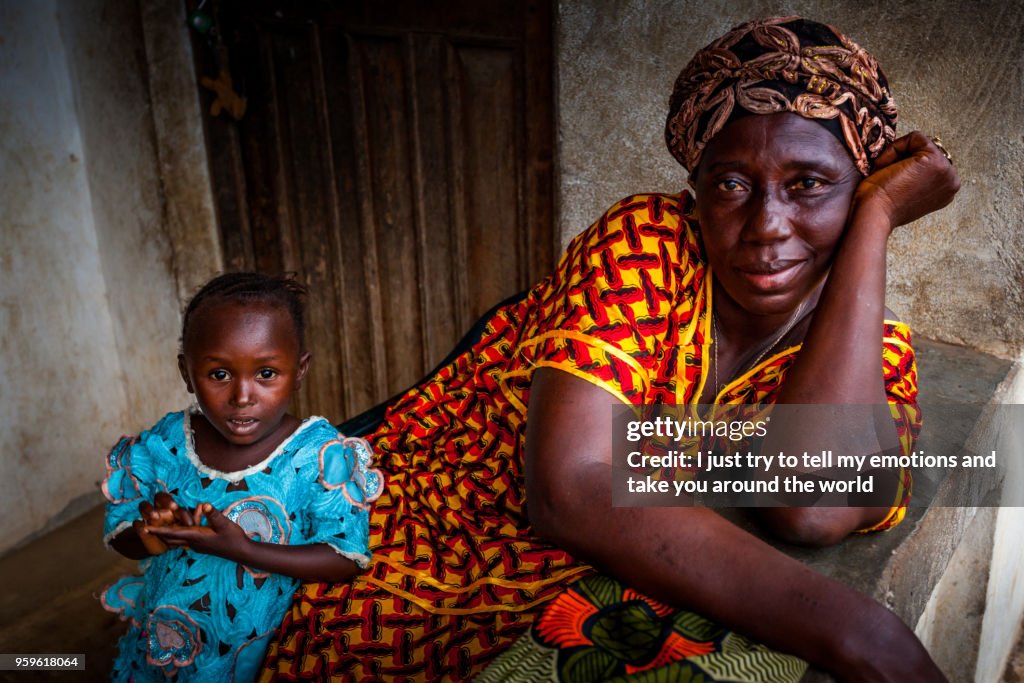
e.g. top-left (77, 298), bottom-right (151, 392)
top-left (0, 504), bottom-right (134, 682)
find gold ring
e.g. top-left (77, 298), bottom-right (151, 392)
top-left (930, 136), bottom-right (953, 164)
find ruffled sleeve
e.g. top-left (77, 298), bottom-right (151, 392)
top-left (102, 437), bottom-right (147, 546)
top-left (303, 434), bottom-right (383, 568)
top-left (500, 194), bottom-right (701, 409)
top-left (101, 413), bottom-right (182, 547)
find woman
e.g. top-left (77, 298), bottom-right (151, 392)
top-left (261, 16), bottom-right (958, 682)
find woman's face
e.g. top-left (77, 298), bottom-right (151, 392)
top-left (692, 112), bottom-right (861, 317)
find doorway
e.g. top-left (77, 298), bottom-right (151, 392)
top-left (192, 0), bottom-right (556, 421)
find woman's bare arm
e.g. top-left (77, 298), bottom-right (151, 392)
top-left (525, 366), bottom-right (946, 682)
top-left (756, 133), bottom-right (960, 541)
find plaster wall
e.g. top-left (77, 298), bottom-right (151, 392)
top-left (0, 0), bottom-right (184, 553)
top-left (57, 1), bottom-right (185, 431)
top-left (556, 0), bottom-right (1024, 357)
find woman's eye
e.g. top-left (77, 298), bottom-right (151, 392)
top-left (717, 179), bottom-right (743, 192)
top-left (258, 369), bottom-right (277, 380)
top-left (209, 370), bottom-right (229, 381)
top-left (793, 177), bottom-right (823, 190)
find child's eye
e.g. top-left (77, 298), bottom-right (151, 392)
top-left (717, 178), bottom-right (743, 192)
top-left (209, 370), bottom-right (229, 381)
top-left (258, 369), bottom-right (278, 380)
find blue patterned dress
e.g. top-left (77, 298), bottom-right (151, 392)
top-left (101, 409), bottom-right (381, 682)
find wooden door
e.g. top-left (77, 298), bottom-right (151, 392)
top-left (192, 0), bottom-right (555, 422)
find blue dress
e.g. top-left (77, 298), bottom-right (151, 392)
top-left (101, 410), bottom-right (382, 682)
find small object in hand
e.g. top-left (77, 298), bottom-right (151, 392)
top-left (929, 136), bottom-right (953, 164)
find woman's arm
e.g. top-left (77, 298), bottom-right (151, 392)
top-left (526, 366), bottom-right (946, 682)
top-left (147, 503), bottom-right (360, 583)
top-left (757, 133), bottom-right (960, 542)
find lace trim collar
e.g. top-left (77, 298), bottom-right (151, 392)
top-left (182, 407), bottom-right (327, 483)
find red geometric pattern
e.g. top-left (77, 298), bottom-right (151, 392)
top-left (260, 192), bottom-right (920, 680)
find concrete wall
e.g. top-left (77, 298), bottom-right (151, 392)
top-left (556, 0), bottom-right (1024, 357)
top-left (0, 0), bottom-right (187, 553)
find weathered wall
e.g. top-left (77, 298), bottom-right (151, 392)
top-left (556, 0), bottom-right (1024, 357)
top-left (0, 0), bottom-right (186, 553)
top-left (139, 0), bottom-right (223, 301)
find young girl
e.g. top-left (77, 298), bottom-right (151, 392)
top-left (101, 272), bottom-right (382, 681)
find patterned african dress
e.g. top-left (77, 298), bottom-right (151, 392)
top-left (101, 410), bottom-right (382, 682)
top-left (260, 192), bottom-right (919, 682)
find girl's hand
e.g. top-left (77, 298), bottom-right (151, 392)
top-left (147, 503), bottom-right (251, 561)
top-left (147, 505), bottom-right (361, 582)
top-left (853, 131), bottom-right (960, 231)
top-left (133, 492), bottom-right (195, 555)
top-left (138, 491), bottom-right (194, 528)
top-left (131, 518), bottom-right (169, 556)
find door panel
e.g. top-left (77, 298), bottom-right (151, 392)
top-left (194, 0), bottom-right (555, 421)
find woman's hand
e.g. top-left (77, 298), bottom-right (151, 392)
top-left (836, 602), bottom-right (949, 682)
top-left (853, 131), bottom-right (961, 231)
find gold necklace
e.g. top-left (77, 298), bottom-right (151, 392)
top-left (712, 298), bottom-right (805, 397)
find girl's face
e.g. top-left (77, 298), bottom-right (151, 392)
top-left (178, 301), bottom-right (310, 449)
top-left (692, 112), bottom-right (861, 318)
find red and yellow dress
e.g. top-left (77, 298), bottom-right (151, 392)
top-left (260, 193), bottom-right (918, 682)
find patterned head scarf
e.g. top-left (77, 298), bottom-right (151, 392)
top-left (665, 16), bottom-right (897, 176)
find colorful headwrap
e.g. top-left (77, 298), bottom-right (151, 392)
top-left (665, 16), bottom-right (898, 175)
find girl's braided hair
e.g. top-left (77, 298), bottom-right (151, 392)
top-left (181, 272), bottom-right (309, 351)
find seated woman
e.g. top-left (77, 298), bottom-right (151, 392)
top-left (261, 16), bottom-right (958, 682)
